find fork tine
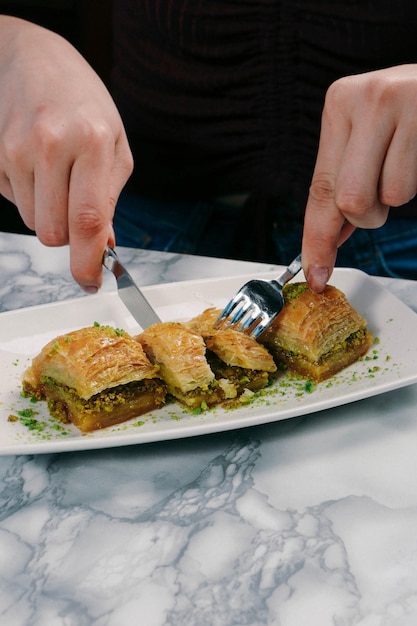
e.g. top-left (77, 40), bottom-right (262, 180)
top-left (216, 293), bottom-right (244, 320)
top-left (240, 308), bottom-right (274, 337)
top-left (217, 299), bottom-right (236, 320)
top-left (216, 294), bottom-right (251, 326)
top-left (226, 302), bottom-right (253, 327)
top-left (216, 253), bottom-right (303, 337)
top-left (238, 306), bottom-right (262, 331)
top-left (216, 290), bottom-right (274, 334)
top-left (250, 315), bottom-right (272, 338)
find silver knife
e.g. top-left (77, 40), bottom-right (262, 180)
top-left (102, 246), bottom-right (161, 329)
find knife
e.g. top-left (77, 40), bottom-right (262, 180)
top-left (102, 246), bottom-right (161, 329)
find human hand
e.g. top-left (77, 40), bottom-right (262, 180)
top-left (302, 64), bottom-right (417, 292)
top-left (0, 16), bottom-right (133, 292)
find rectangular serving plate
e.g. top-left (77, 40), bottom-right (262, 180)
top-left (1, 268), bottom-right (417, 455)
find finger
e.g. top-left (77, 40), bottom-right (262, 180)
top-left (98, 129), bottom-right (133, 254)
top-left (302, 204), bottom-right (344, 292)
top-left (33, 158), bottom-right (71, 247)
top-left (303, 79), bottom-right (394, 290)
top-left (337, 220), bottom-right (356, 247)
top-left (1, 159), bottom-right (36, 230)
top-left (335, 108), bottom-right (392, 229)
top-left (302, 85), bottom-right (352, 289)
top-left (2, 123), bottom-right (71, 236)
top-left (107, 222), bottom-right (116, 249)
top-left (107, 127), bottom-right (133, 223)
top-left (378, 119), bottom-right (417, 208)
top-left (67, 130), bottom-right (119, 291)
top-left (0, 172), bottom-right (17, 206)
top-left (27, 118), bottom-right (77, 246)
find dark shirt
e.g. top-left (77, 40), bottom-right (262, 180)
top-left (111, 0), bottom-right (417, 214)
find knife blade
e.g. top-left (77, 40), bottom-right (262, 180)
top-left (102, 246), bottom-right (161, 329)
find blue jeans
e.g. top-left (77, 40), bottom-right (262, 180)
top-left (271, 212), bottom-right (417, 280)
top-left (113, 190), bottom-right (417, 280)
top-left (113, 191), bottom-right (250, 258)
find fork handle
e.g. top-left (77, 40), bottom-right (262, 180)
top-left (276, 254), bottom-right (303, 287)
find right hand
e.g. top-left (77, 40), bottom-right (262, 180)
top-left (302, 64), bottom-right (417, 292)
top-left (0, 16), bottom-right (133, 292)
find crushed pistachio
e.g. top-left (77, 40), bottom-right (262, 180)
top-left (283, 282), bottom-right (309, 302)
top-left (304, 380), bottom-right (315, 393)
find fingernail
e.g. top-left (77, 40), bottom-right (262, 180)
top-left (307, 265), bottom-right (329, 293)
top-left (82, 285), bottom-right (98, 294)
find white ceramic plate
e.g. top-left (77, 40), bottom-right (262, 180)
top-left (1, 268), bottom-right (417, 455)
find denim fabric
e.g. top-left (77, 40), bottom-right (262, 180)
top-left (113, 190), bottom-right (243, 258)
top-left (113, 191), bottom-right (417, 280)
top-left (113, 191), bottom-right (212, 254)
top-left (271, 214), bottom-right (417, 280)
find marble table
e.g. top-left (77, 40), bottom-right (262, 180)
top-left (2, 232), bottom-right (417, 626)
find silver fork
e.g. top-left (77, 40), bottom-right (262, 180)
top-left (215, 254), bottom-right (303, 338)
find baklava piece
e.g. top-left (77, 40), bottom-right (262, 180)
top-left (137, 321), bottom-right (238, 409)
top-left (22, 324), bottom-right (166, 432)
top-left (260, 282), bottom-right (373, 381)
top-left (186, 308), bottom-right (277, 394)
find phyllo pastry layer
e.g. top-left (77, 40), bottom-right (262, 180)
top-left (22, 324), bottom-right (166, 432)
top-left (261, 282), bottom-right (373, 381)
top-left (137, 321), bottom-right (240, 409)
top-left (186, 307), bottom-right (277, 394)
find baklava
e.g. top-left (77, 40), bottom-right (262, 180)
top-left (22, 324), bottom-right (166, 432)
top-left (20, 282), bottom-right (373, 431)
top-left (260, 282), bottom-right (373, 381)
top-left (136, 321), bottom-right (231, 409)
top-left (186, 307), bottom-right (277, 393)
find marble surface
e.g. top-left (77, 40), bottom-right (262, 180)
top-left (2, 233), bottom-right (417, 626)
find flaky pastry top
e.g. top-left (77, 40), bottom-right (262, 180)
top-left (206, 329), bottom-right (277, 372)
top-left (136, 322), bottom-right (215, 393)
top-left (185, 307), bottom-right (220, 336)
top-left (23, 324), bottom-right (159, 400)
top-left (261, 283), bottom-right (368, 361)
top-left (186, 308), bottom-right (276, 372)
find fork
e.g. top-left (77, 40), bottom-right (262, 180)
top-left (215, 254), bottom-right (303, 338)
